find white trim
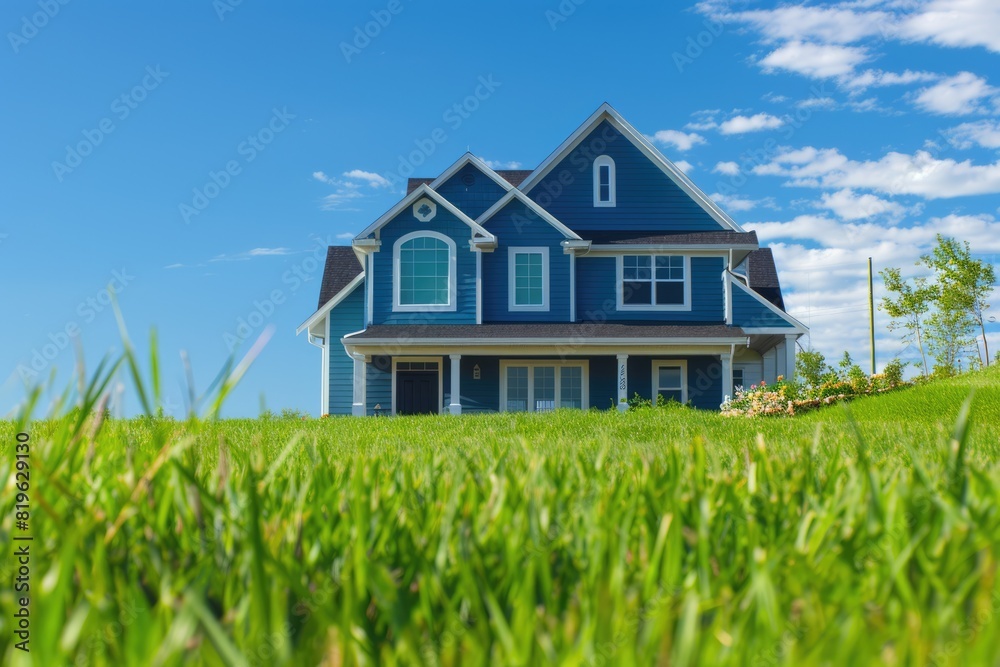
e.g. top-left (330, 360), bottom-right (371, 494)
top-left (344, 341), bottom-right (740, 359)
top-left (476, 250), bottom-right (483, 325)
top-left (321, 315), bottom-right (330, 416)
top-left (784, 334), bottom-right (797, 382)
top-left (508, 246), bottom-right (550, 312)
top-left (652, 359), bottom-right (688, 405)
top-left (730, 277), bottom-right (809, 334)
top-left (588, 244), bottom-right (757, 254)
top-left (296, 272), bottom-right (365, 335)
top-left (449, 354), bottom-right (462, 415)
top-left (351, 356), bottom-right (366, 416)
top-left (355, 183), bottom-right (496, 241)
top-left (720, 349), bottom-right (733, 407)
top-left (476, 188), bottom-right (582, 240)
top-left (428, 153), bottom-right (514, 193)
top-left (724, 271), bottom-right (733, 325)
top-left (593, 155), bottom-right (616, 207)
top-left (499, 359), bottom-right (590, 412)
top-left (569, 252), bottom-right (576, 322)
top-left (616, 254), bottom-right (692, 312)
top-left (391, 356), bottom-right (444, 416)
top-left (366, 252), bottom-right (374, 326)
top-left (392, 231), bottom-right (458, 312)
top-left (518, 103), bottom-right (744, 233)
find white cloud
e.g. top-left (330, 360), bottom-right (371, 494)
top-left (482, 159), bottom-right (524, 169)
top-left (712, 5), bottom-right (892, 44)
top-left (673, 160), bottom-right (695, 173)
top-left (797, 96), bottom-right (837, 110)
top-left (312, 171), bottom-right (335, 184)
top-left (759, 41), bottom-right (869, 79)
top-left (901, 0), bottom-right (1000, 54)
top-left (753, 145), bottom-right (1000, 198)
top-left (321, 190), bottom-right (364, 211)
top-left (817, 188), bottom-right (909, 222)
top-left (718, 113), bottom-right (785, 134)
top-left (714, 161), bottom-right (741, 175)
top-left (342, 169), bottom-right (391, 188)
top-left (710, 192), bottom-right (761, 212)
top-left (335, 232), bottom-right (355, 240)
top-left (210, 247), bottom-right (294, 263)
top-left (913, 72), bottom-right (998, 115)
top-left (945, 120), bottom-right (1000, 149)
top-left (845, 69), bottom-right (940, 90)
top-left (651, 129), bottom-right (707, 151)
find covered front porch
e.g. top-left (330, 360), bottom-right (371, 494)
top-left (341, 323), bottom-right (757, 416)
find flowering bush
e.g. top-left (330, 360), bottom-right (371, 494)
top-left (722, 365), bottom-right (909, 418)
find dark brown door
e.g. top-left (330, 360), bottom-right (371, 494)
top-left (396, 371), bottom-right (438, 415)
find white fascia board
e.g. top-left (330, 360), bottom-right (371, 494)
top-left (342, 336), bottom-right (747, 347)
top-left (517, 103), bottom-right (745, 233)
top-left (587, 244), bottom-right (757, 254)
top-left (428, 153), bottom-right (514, 193)
top-left (354, 184), bottom-right (496, 241)
top-left (295, 273), bottom-right (365, 335)
top-left (731, 278), bottom-right (809, 334)
top-left (476, 188), bottom-right (582, 240)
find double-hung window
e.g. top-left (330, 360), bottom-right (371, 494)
top-left (652, 360), bottom-right (687, 405)
top-left (508, 247), bottom-right (549, 311)
top-left (393, 231), bottom-right (456, 311)
top-left (619, 254), bottom-right (690, 310)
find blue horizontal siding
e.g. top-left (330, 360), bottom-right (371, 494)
top-left (371, 204), bottom-right (476, 325)
top-left (328, 285), bottom-right (364, 415)
top-left (526, 120), bottom-right (726, 233)
top-left (731, 284), bottom-right (795, 328)
top-left (366, 356), bottom-right (392, 415)
top-left (627, 355), bottom-right (724, 410)
top-left (575, 255), bottom-right (725, 323)
top-left (434, 163), bottom-right (507, 220)
top-left (481, 199), bottom-right (571, 322)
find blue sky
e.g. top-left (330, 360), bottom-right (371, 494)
top-left (2, 0), bottom-right (999, 417)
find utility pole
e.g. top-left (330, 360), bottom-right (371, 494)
top-left (868, 257), bottom-right (876, 375)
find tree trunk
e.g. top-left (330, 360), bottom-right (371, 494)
top-left (981, 319), bottom-right (990, 368)
top-left (915, 319), bottom-right (929, 377)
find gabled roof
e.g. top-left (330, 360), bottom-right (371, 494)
top-left (354, 183), bottom-right (495, 241)
top-left (730, 275), bottom-right (808, 334)
top-left (517, 103), bottom-right (745, 233)
top-left (296, 247), bottom-right (365, 335)
top-left (316, 247), bottom-right (363, 309)
top-left (428, 153), bottom-right (513, 193)
top-left (476, 188), bottom-right (582, 240)
top-left (746, 248), bottom-right (785, 310)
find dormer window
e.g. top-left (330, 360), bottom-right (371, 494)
top-left (594, 155), bottom-right (616, 207)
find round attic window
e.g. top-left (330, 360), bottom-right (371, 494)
top-left (461, 172), bottom-right (476, 187)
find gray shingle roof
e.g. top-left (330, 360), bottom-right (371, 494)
top-left (587, 230), bottom-right (759, 245)
top-left (746, 248), bottom-right (785, 310)
top-left (406, 169), bottom-right (533, 194)
top-left (318, 247), bottom-right (363, 309)
top-left (347, 323), bottom-right (746, 341)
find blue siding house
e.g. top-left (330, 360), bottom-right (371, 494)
top-left (298, 104), bottom-right (807, 416)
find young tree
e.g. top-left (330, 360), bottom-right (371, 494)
top-left (878, 267), bottom-right (936, 376)
top-left (920, 235), bottom-right (996, 368)
top-left (796, 349), bottom-right (830, 387)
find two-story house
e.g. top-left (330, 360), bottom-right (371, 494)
top-left (297, 104), bottom-right (807, 416)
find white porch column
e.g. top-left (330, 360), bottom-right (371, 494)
top-left (617, 353), bottom-right (629, 412)
top-left (449, 354), bottom-right (462, 415)
top-left (351, 357), bottom-right (366, 416)
top-left (720, 353), bottom-right (733, 407)
top-left (784, 335), bottom-right (797, 382)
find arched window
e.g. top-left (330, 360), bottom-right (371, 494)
top-left (393, 231), bottom-right (457, 311)
top-left (593, 155), bottom-right (616, 207)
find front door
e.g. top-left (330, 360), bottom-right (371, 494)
top-left (396, 371), bottom-right (438, 415)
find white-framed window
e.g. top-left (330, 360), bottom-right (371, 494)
top-left (617, 254), bottom-right (691, 311)
top-left (652, 360), bottom-right (687, 405)
top-left (593, 155), bottom-right (616, 207)
top-left (508, 247), bottom-right (549, 311)
top-left (732, 368), bottom-right (744, 392)
top-left (393, 231), bottom-right (457, 312)
top-left (500, 360), bottom-right (589, 412)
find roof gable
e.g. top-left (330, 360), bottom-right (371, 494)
top-left (477, 188), bottom-right (581, 239)
top-left (432, 157), bottom-right (510, 219)
top-left (354, 183), bottom-right (495, 242)
top-left (520, 103), bottom-right (744, 233)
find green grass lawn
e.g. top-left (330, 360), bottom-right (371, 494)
top-left (2, 365), bottom-right (1000, 666)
